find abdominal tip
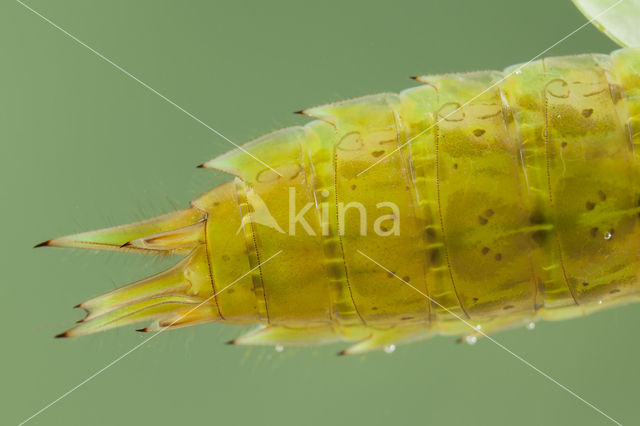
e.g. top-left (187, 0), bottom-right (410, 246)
top-left (34, 240), bottom-right (51, 248)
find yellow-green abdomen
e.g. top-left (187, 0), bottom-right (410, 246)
top-left (47, 48), bottom-right (640, 353)
top-left (204, 49), bottom-right (640, 337)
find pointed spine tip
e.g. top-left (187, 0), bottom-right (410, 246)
top-left (410, 76), bottom-right (419, 81)
top-left (337, 349), bottom-right (347, 356)
top-left (225, 339), bottom-right (236, 345)
top-left (136, 328), bottom-right (148, 333)
top-left (119, 241), bottom-right (132, 248)
top-left (196, 163), bottom-right (205, 168)
top-left (294, 110), bottom-right (305, 115)
top-left (55, 332), bottom-right (69, 338)
top-left (34, 240), bottom-right (51, 248)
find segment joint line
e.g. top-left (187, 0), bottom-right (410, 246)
top-left (357, 249), bottom-right (621, 426)
top-left (356, 0), bottom-right (626, 177)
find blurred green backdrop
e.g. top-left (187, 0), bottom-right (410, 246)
top-left (2, 0), bottom-right (636, 425)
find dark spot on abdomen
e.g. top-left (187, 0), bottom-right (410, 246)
top-left (531, 230), bottom-right (547, 246)
top-left (430, 249), bottom-right (441, 265)
top-left (529, 209), bottom-right (545, 225)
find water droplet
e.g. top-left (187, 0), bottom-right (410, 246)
top-left (515, 69), bottom-right (522, 75)
top-left (465, 335), bottom-right (477, 345)
top-left (527, 322), bottom-right (536, 330)
top-left (556, 114), bottom-right (562, 119)
top-left (604, 232), bottom-right (612, 240)
top-left (598, 300), bottom-right (603, 305)
top-left (321, 189), bottom-right (330, 198)
top-left (475, 324), bottom-right (482, 331)
top-left (384, 344), bottom-right (396, 354)
top-left (275, 345), bottom-right (284, 352)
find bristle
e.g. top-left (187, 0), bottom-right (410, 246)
top-left (63, 295), bottom-right (205, 337)
top-left (80, 251), bottom-right (195, 321)
top-left (46, 206), bottom-right (225, 337)
top-left (42, 208), bottom-right (205, 253)
top-left (229, 325), bottom-right (339, 347)
top-left (57, 246), bottom-right (221, 337)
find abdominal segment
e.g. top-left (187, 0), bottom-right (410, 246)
top-left (44, 49), bottom-right (640, 354)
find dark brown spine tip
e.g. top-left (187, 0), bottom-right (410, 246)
top-left (135, 328), bottom-right (148, 333)
top-left (225, 339), bottom-right (236, 345)
top-left (294, 110), bottom-right (305, 115)
top-left (119, 241), bottom-right (132, 248)
top-left (73, 303), bottom-right (82, 309)
top-left (337, 349), bottom-right (347, 356)
top-left (34, 240), bottom-right (51, 248)
top-left (55, 332), bottom-right (69, 338)
top-left (410, 76), bottom-right (419, 81)
top-left (196, 163), bottom-right (205, 168)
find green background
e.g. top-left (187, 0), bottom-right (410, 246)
top-left (2, 0), bottom-right (636, 425)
